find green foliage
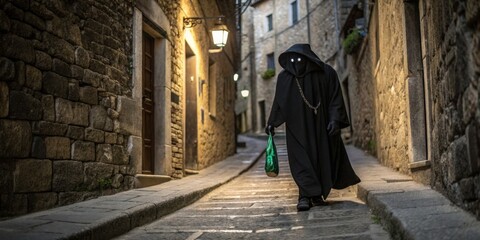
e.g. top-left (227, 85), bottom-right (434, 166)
top-left (342, 28), bottom-right (363, 54)
top-left (261, 68), bottom-right (275, 80)
top-left (98, 178), bottom-right (112, 190)
top-left (371, 214), bottom-right (381, 224)
top-left (368, 139), bottom-right (376, 154)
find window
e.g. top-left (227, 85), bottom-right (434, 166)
top-left (266, 14), bottom-right (273, 32)
top-left (291, 1), bottom-right (298, 24)
top-left (267, 53), bottom-right (275, 70)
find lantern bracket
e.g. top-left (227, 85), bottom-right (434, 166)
top-left (183, 16), bottom-right (226, 29)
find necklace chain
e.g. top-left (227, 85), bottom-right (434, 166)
top-left (295, 78), bottom-right (321, 114)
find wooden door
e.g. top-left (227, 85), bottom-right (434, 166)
top-left (185, 44), bottom-right (197, 170)
top-left (142, 32), bottom-right (155, 174)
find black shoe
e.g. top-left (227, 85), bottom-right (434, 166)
top-left (297, 197), bottom-right (311, 211)
top-left (311, 196), bottom-right (328, 206)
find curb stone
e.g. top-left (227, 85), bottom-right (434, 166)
top-left (347, 145), bottom-right (480, 240)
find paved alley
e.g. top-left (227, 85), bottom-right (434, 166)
top-left (116, 138), bottom-right (390, 240)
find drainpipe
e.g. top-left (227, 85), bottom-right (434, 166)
top-left (306, 0), bottom-right (311, 44)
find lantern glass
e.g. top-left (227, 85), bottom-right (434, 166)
top-left (211, 23), bottom-right (229, 47)
top-left (241, 89), bottom-right (249, 98)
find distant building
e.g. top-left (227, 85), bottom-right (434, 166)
top-left (0, 0), bottom-right (237, 217)
top-left (236, 0), bottom-right (356, 134)
top-left (340, 0), bottom-right (480, 218)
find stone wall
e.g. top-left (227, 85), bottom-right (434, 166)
top-left (156, 0), bottom-right (236, 174)
top-left (424, 0), bottom-right (480, 218)
top-left (345, 0), bottom-right (480, 218)
top-left (0, 0), bottom-right (135, 217)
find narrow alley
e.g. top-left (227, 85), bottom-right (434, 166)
top-left (116, 137), bottom-right (389, 239)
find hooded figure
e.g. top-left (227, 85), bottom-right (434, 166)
top-left (266, 44), bottom-right (360, 211)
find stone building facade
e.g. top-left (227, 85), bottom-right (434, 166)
top-left (0, 0), bottom-right (237, 217)
top-left (342, 0), bottom-right (480, 218)
top-left (236, 0), bottom-right (357, 133)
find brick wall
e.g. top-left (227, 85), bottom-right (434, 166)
top-left (0, 0), bottom-right (135, 216)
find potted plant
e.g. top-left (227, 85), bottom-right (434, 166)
top-left (342, 28), bottom-right (364, 54)
top-left (261, 68), bottom-right (275, 80)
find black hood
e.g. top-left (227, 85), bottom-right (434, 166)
top-left (278, 44), bottom-right (325, 77)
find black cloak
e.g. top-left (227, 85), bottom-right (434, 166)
top-left (267, 44), bottom-right (360, 199)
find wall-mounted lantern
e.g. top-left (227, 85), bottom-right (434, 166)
top-left (241, 89), bottom-right (250, 98)
top-left (233, 73), bottom-right (239, 81)
top-left (183, 16), bottom-right (230, 50)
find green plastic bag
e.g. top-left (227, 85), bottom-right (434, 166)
top-left (265, 134), bottom-right (279, 177)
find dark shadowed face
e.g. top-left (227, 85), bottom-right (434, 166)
top-left (287, 53), bottom-right (307, 76)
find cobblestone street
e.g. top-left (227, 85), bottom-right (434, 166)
top-left (116, 138), bottom-right (390, 240)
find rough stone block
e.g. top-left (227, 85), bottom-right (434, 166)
top-left (84, 162), bottom-right (114, 190)
top-left (31, 136), bottom-right (46, 158)
top-left (46, 16), bottom-right (66, 39)
top-left (0, 82), bottom-right (8, 117)
top-left (45, 137), bottom-right (70, 159)
top-left (11, 19), bottom-right (36, 39)
top-left (462, 85), bottom-right (477, 124)
top-left (82, 69), bottom-right (101, 87)
top-left (4, 3), bottom-right (24, 21)
top-left (52, 58), bottom-right (71, 77)
top-left (90, 105), bottom-right (107, 130)
top-left (9, 91), bottom-right (42, 120)
top-left (71, 140), bottom-right (95, 161)
top-left (466, 124), bottom-right (479, 173)
top-left (42, 32), bottom-right (74, 64)
top-left (74, 46), bottom-right (90, 68)
top-left (0, 33), bottom-right (35, 64)
top-left (117, 96), bottom-right (141, 135)
top-left (0, 120), bottom-right (31, 158)
top-left (0, 162), bottom-right (14, 193)
top-left (0, 10), bottom-right (11, 32)
top-left (112, 145), bottom-right (129, 165)
top-left (66, 125), bottom-right (84, 140)
top-left (0, 194), bottom-right (27, 216)
top-left (13, 61), bottom-right (25, 86)
top-left (53, 160), bottom-right (83, 191)
top-left (0, 57), bottom-right (15, 81)
top-left (24, 12), bottom-right (45, 31)
top-left (32, 121), bottom-right (68, 136)
top-left (35, 50), bottom-right (52, 71)
top-left (96, 144), bottom-right (112, 163)
top-left (459, 178), bottom-right (476, 200)
top-left (447, 136), bottom-right (470, 183)
top-left (111, 174), bottom-right (123, 188)
top-left (25, 65), bottom-right (42, 90)
top-left (41, 95), bottom-right (54, 121)
top-left (71, 65), bottom-right (83, 80)
top-left (14, 159), bottom-right (52, 192)
top-left (68, 81), bottom-right (80, 101)
top-left (85, 128), bottom-right (104, 143)
top-left (466, 0), bottom-right (480, 25)
top-left (58, 191), bottom-right (97, 206)
top-left (55, 98), bottom-right (89, 126)
top-left (30, 1), bottom-right (55, 20)
top-left (89, 59), bottom-right (107, 75)
top-left (43, 71), bottom-right (68, 98)
top-left (27, 192), bottom-right (57, 212)
top-left (105, 132), bottom-right (117, 144)
top-left (79, 86), bottom-right (98, 105)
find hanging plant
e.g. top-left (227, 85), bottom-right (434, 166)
top-left (261, 68), bottom-right (275, 80)
top-left (342, 28), bottom-right (363, 54)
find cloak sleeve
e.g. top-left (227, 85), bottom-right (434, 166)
top-left (327, 69), bottom-right (350, 129)
top-left (267, 74), bottom-right (287, 128)
top-left (267, 100), bottom-right (285, 127)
